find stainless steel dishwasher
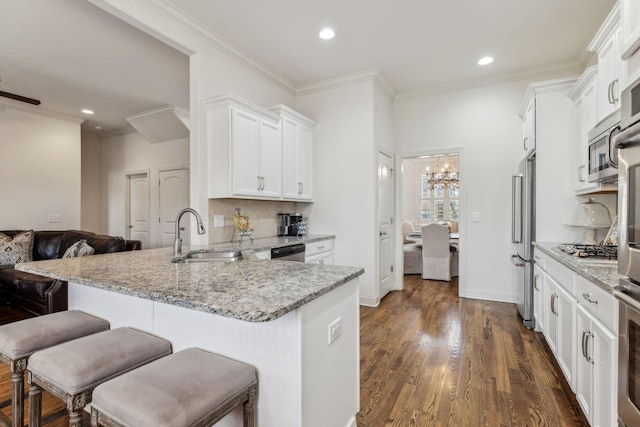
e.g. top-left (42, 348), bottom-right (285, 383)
top-left (271, 243), bottom-right (305, 262)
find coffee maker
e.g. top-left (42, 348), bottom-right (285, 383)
top-left (277, 213), bottom-right (303, 236)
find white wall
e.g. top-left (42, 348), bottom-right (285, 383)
top-left (81, 132), bottom-right (102, 233)
top-left (100, 131), bottom-right (189, 242)
top-left (0, 102), bottom-right (82, 230)
top-left (296, 80), bottom-right (378, 305)
top-left (394, 80), bottom-right (529, 302)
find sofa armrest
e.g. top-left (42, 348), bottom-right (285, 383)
top-left (45, 279), bottom-right (68, 313)
top-left (125, 240), bottom-right (142, 251)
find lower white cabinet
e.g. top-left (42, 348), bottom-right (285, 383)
top-left (533, 265), bottom-right (545, 334)
top-left (575, 303), bottom-right (617, 427)
top-left (305, 239), bottom-right (334, 265)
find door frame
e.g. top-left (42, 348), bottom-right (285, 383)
top-left (395, 147), bottom-right (466, 297)
top-left (124, 168), bottom-right (151, 243)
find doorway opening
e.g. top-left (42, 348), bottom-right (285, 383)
top-left (400, 151), bottom-right (463, 292)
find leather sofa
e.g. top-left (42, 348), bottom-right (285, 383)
top-left (0, 230), bottom-right (141, 315)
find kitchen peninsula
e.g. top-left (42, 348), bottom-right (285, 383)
top-left (16, 240), bottom-right (364, 427)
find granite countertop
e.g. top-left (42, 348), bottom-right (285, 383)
top-left (533, 242), bottom-right (622, 294)
top-left (15, 235), bottom-right (364, 323)
top-left (202, 234), bottom-right (335, 253)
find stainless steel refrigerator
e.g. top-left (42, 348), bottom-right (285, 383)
top-left (511, 153), bottom-right (535, 328)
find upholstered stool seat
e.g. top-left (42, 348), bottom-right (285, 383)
top-left (0, 310), bottom-right (110, 427)
top-left (91, 347), bottom-right (258, 427)
top-left (27, 327), bottom-right (172, 427)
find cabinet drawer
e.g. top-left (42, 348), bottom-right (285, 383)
top-left (544, 256), bottom-right (574, 295)
top-left (305, 239), bottom-right (334, 257)
top-left (575, 274), bottom-right (618, 332)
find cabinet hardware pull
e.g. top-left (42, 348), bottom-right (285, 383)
top-left (534, 254), bottom-right (541, 261)
top-left (534, 275), bottom-right (539, 291)
top-left (523, 137), bottom-right (528, 151)
top-left (612, 79), bottom-right (619, 104)
top-left (578, 165), bottom-right (585, 182)
top-left (605, 125), bottom-right (620, 169)
top-left (551, 293), bottom-right (558, 316)
top-left (608, 81), bottom-right (613, 104)
top-left (585, 330), bottom-right (594, 364)
top-left (581, 330), bottom-right (587, 359)
top-left (317, 246), bottom-right (325, 250)
top-left (582, 293), bottom-right (598, 304)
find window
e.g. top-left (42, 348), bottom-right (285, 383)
top-left (420, 175), bottom-right (459, 221)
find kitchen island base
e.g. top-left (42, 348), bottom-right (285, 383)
top-left (68, 278), bottom-right (360, 427)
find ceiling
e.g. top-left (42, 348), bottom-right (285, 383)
top-left (0, 0), bottom-right (616, 134)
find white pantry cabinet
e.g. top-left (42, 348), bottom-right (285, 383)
top-left (620, 0), bottom-right (640, 60)
top-left (270, 105), bottom-right (315, 201)
top-left (588, 4), bottom-right (622, 122)
top-left (205, 94), bottom-right (283, 200)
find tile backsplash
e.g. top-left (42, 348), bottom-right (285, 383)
top-left (208, 199), bottom-right (297, 244)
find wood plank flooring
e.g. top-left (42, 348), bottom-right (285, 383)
top-left (357, 275), bottom-right (588, 427)
top-left (0, 277), bottom-right (587, 427)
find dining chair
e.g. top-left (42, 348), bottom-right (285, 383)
top-left (402, 221), bottom-right (422, 274)
top-left (421, 224), bottom-right (458, 281)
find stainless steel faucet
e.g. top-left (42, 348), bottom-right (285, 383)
top-left (173, 208), bottom-right (206, 257)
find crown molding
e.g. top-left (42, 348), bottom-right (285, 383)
top-left (0, 99), bottom-right (84, 124)
top-left (518, 76), bottom-right (579, 118)
top-left (567, 65), bottom-right (598, 101)
top-left (296, 69), bottom-right (396, 98)
top-left (586, 1), bottom-right (620, 53)
top-left (202, 93), bottom-right (281, 123)
top-left (394, 60), bottom-right (582, 103)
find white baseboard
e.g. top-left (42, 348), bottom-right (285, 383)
top-left (462, 288), bottom-right (517, 303)
top-left (359, 295), bottom-right (380, 307)
top-left (345, 415), bottom-right (357, 427)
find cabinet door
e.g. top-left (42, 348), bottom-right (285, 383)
top-left (597, 27), bottom-right (622, 121)
top-left (544, 276), bottom-right (558, 355)
top-left (522, 98), bottom-right (536, 153)
top-left (282, 117), bottom-right (300, 199)
top-left (575, 304), bottom-right (594, 423)
top-left (575, 77), bottom-right (599, 193)
top-left (592, 317), bottom-right (617, 427)
top-left (231, 108), bottom-right (261, 196)
top-left (556, 283), bottom-right (576, 389)
top-left (258, 119), bottom-right (282, 198)
top-left (533, 265), bottom-right (545, 333)
top-left (297, 124), bottom-right (313, 200)
top-left (621, 0), bottom-right (640, 60)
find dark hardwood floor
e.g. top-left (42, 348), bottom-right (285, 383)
top-left (0, 277), bottom-right (587, 427)
top-left (357, 275), bottom-right (588, 427)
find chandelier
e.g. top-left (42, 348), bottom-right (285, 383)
top-left (425, 156), bottom-right (459, 190)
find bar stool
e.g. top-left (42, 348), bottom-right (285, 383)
top-left (27, 327), bottom-right (172, 427)
top-left (0, 310), bottom-right (110, 427)
top-left (90, 347), bottom-right (258, 427)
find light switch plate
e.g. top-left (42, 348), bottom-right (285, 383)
top-left (48, 214), bottom-right (61, 223)
top-left (213, 215), bottom-right (224, 228)
top-left (472, 212), bottom-right (480, 222)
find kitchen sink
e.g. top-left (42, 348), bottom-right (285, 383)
top-left (172, 250), bottom-right (242, 263)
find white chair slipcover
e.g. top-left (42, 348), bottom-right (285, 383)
top-left (421, 224), bottom-right (458, 281)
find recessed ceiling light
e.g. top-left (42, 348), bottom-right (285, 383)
top-left (81, 109), bottom-right (94, 115)
top-left (478, 56), bottom-right (494, 66)
top-left (319, 28), bottom-right (335, 40)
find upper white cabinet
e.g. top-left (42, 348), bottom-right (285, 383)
top-left (205, 95), bottom-right (282, 199)
top-left (521, 98), bottom-right (536, 154)
top-left (204, 95), bottom-right (315, 202)
top-left (270, 105), bottom-right (315, 201)
top-left (588, 4), bottom-right (622, 122)
top-left (568, 66), bottom-right (599, 194)
top-left (620, 0), bottom-right (640, 60)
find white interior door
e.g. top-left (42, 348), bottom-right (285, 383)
top-left (127, 172), bottom-right (149, 249)
top-left (378, 151), bottom-right (394, 299)
top-left (159, 169), bottom-right (190, 248)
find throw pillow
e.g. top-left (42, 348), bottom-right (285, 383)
top-left (0, 230), bottom-right (34, 265)
top-left (62, 239), bottom-right (95, 258)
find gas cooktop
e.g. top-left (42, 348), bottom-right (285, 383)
top-left (558, 244), bottom-right (618, 264)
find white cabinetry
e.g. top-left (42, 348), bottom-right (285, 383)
top-left (621, 0), bottom-right (640, 60)
top-left (271, 105), bottom-right (314, 201)
top-left (537, 254), bottom-right (576, 390)
top-left (521, 98), bottom-right (536, 154)
top-left (574, 272), bottom-right (618, 427)
top-left (533, 263), bottom-right (545, 334)
top-left (205, 95), bottom-right (282, 200)
top-left (588, 4), bottom-right (622, 122)
top-left (305, 239), bottom-right (334, 265)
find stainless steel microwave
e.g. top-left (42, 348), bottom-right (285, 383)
top-left (621, 76), bottom-right (640, 131)
top-left (587, 110), bottom-right (621, 183)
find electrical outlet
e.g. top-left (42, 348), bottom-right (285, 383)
top-left (328, 317), bottom-right (342, 345)
top-left (473, 211), bottom-right (480, 222)
top-left (48, 214), bottom-right (61, 223)
top-left (213, 215), bottom-right (224, 228)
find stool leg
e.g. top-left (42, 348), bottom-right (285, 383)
top-left (11, 370), bottom-right (24, 427)
top-left (28, 383), bottom-right (42, 427)
top-left (68, 410), bottom-right (83, 427)
top-left (243, 384), bottom-right (258, 427)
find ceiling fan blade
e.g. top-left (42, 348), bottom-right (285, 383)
top-left (0, 90), bottom-right (40, 105)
